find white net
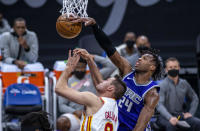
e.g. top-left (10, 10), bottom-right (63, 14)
top-left (61, 0), bottom-right (88, 18)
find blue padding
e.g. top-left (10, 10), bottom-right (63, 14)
top-left (4, 83), bottom-right (42, 106)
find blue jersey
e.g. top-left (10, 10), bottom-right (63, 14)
top-left (117, 71), bottom-right (160, 131)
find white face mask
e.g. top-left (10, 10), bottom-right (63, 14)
top-left (62, 113), bottom-right (80, 131)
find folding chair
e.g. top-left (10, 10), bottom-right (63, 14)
top-left (3, 83), bottom-right (42, 131)
top-left (0, 62), bottom-right (49, 131)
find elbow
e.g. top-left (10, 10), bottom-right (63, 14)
top-left (55, 85), bottom-right (61, 95)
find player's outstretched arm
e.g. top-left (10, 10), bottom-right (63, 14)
top-left (74, 48), bottom-right (103, 87)
top-left (70, 17), bottom-right (132, 77)
top-left (55, 50), bottom-right (99, 107)
top-left (133, 88), bottom-right (159, 131)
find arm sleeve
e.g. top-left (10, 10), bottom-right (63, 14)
top-left (24, 32), bottom-right (38, 63)
top-left (92, 24), bottom-right (116, 57)
top-left (156, 82), bottom-right (173, 120)
top-left (58, 96), bottom-right (75, 113)
top-left (94, 55), bottom-right (117, 79)
top-left (185, 81), bottom-right (199, 115)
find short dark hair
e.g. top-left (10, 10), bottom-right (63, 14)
top-left (13, 17), bottom-right (26, 26)
top-left (21, 111), bottom-right (52, 131)
top-left (165, 57), bottom-right (179, 67)
top-left (112, 75), bottom-right (127, 100)
top-left (141, 48), bottom-right (162, 80)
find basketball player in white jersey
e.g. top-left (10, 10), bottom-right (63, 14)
top-left (55, 49), bottom-right (126, 131)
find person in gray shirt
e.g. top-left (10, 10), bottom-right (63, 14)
top-left (0, 12), bottom-right (11, 34)
top-left (0, 17), bottom-right (38, 69)
top-left (58, 54), bottom-right (116, 116)
top-left (119, 32), bottom-right (137, 58)
top-left (157, 57), bottom-right (200, 131)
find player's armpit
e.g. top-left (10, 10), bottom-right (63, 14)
top-left (133, 88), bottom-right (159, 131)
top-left (109, 51), bottom-right (132, 77)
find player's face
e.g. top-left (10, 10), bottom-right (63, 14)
top-left (135, 54), bottom-right (155, 72)
top-left (14, 21), bottom-right (26, 36)
top-left (96, 78), bottom-right (115, 92)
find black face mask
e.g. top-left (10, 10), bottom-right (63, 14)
top-left (73, 71), bottom-right (86, 80)
top-left (137, 45), bottom-right (149, 53)
top-left (125, 40), bottom-right (135, 48)
top-left (168, 69), bottom-right (179, 77)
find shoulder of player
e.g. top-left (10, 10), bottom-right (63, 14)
top-left (144, 88), bottom-right (159, 106)
top-left (80, 91), bottom-right (102, 106)
top-left (122, 70), bottom-right (134, 80)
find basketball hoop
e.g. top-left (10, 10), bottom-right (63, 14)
top-left (60, 0), bottom-right (88, 18)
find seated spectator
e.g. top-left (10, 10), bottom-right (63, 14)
top-left (58, 55), bottom-right (116, 114)
top-left (126, 35), bottom-right (150, 67)
top-left (0, 11), bottom-right (11, 34)
top-left (0, 17), bottom-right (38, 69)
top-left (57, 112), bottom-right (81, 131)
top-left (118, 32), bottom-right (136, 57)
top-left (157, 57), bottom-right (200, 131)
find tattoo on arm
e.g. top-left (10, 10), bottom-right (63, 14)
top-left (133, 88), bottom-right (159, 131)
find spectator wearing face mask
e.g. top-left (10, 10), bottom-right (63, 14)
top-left (125, 35), bottom-right (164, 79)
top-left (0, 11), bottom-right (11, 35)
top-left (125, 35), bottom-right (150, 66)
top-left (119, 32), bottom-right (136, 58)
top-left (58, 55), bottom-right (116, 114)
top-left (156, 57), bottom-right (200, 131)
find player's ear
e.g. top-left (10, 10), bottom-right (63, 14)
top-left (107, 85), bottom-right (114, 91)
top-left (150, 65), bottom-right (156, 72)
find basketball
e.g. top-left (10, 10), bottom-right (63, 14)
top-left (56, 14), bottom-right (82, 39)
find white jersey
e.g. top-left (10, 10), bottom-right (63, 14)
top-left (80, 97), bottom-right (119, 131)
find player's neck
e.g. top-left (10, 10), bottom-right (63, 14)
top-left (134, 72), bottom-right (151, 85)
top-left (99, 92), bottom-right (113, 99)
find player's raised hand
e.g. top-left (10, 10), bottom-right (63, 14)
top-left (69, 17), bottom-right (96, 26)
top-left (66, 50), bottom-right (80, 72)
top-left (73, 48), bottom-right (91, 61)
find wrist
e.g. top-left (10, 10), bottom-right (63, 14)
top-left (86, 55), bottom-right (93, 62)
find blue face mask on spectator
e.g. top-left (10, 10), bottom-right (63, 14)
top-left (168, 69), bottom-right (179, 77)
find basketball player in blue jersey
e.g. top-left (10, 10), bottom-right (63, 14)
top-left (70, 17), bottom-right (162, 131)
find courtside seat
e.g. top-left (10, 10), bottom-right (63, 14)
top-left (4, 83), bottom-right (42, 115)
top-left (0, 62), bottom-right (50, 131)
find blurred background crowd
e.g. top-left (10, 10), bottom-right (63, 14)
top-left (0, 0), bottom-right (199, 131)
